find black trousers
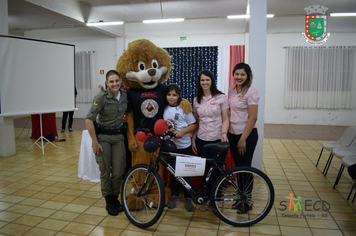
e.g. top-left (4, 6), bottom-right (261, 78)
top-left (62, 111), bottom-right (74, 129)
top-left (168, 146), bottom-right (192, 198)
top-left (195, 137), bottom-right (228, 195)
top-left (228, 128), bottom-right (258, 197)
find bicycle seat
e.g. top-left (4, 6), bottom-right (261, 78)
top-left (203, 142), bottom-right (230, 151)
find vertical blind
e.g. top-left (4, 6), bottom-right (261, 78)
top-left (75, 51), bottom-right (96, 103)
top-left (284, 46), bottom-right (356, 109)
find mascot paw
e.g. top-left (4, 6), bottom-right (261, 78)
top-left (129, 142), bottom-right (138, 153)
top-left (180, 99), bottom-right (193, 114)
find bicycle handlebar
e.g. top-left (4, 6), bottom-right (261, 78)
top-left (135, 128), bottom-right (176, 139)
top-left (135, 128), bottom-right (151, 135)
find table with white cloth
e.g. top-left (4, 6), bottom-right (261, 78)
top-left (78, 130), bottom-right (100, 182)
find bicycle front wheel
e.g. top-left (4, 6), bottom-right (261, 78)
top-left (121, 164), bottom-right (165, 228)
top-left (211, 166), bottom-right (274, 227)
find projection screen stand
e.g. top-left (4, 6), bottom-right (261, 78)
top-left (27, 113), bottom-right (57, 154)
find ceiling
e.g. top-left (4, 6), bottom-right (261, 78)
top-left (6, 0), bottom-right (356, 37)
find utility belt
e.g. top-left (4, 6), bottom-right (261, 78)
top-left (94, 121), bottom-right (126, 135)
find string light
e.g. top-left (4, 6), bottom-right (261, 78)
top-left (164, 47), bottom-right (218, 104)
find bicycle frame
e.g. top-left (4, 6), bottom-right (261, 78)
top-left (143, 147), bottom-right (240, 206)
top-left (122, 130), bottom-right (275, 228)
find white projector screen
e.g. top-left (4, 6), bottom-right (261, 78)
top-left (0, 35), bottom-right (76, 117)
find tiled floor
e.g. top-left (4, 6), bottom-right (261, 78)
top-left (1, 122), bottom-right (355, 235)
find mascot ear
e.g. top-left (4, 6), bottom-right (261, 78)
top-left (180, 99), bottom-right (193, 114)
top-left (154, 119), bottom-right (168, 135)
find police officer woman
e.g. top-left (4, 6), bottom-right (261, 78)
top-left (85, 70), bottom-right (127, 216)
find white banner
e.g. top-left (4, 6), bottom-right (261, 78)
top-left (175, 156), bottom-right (206, 177)
top-left (0, 35), bottom-right (75, 117)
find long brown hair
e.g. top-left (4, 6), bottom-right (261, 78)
top-left (196, 70), bottom-right (223, 104)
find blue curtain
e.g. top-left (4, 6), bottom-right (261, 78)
top-left (164, 47), bottom-right (218, 104)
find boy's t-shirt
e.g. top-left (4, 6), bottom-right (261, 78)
top-left (163, 105), bottom-right (196, 149)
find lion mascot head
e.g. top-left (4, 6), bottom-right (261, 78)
top-left (116, 39), bottom-right (173, 89)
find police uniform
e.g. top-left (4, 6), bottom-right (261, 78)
top-left (86, 88), bottom-right (127, 197)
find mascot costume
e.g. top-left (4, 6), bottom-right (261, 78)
top-left (116, 39), bottom-right (191, 207)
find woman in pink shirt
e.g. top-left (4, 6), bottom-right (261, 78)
top-left (228, 62), bottom-right (259, 214)
top-left (192, 70), bottom-right (229, 211)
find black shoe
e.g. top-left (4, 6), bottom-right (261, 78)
top-left (185, 198), bottom-right (194, 212)
top-left (68, 127), bottom-right (73, 132)
top-left (168, 195), bottom-right (179, 209)
top-left (232, 201), bottom-right (251, 214)
top-left (113, 195), bottom-right (123, 212)
top-left (61, 128), bottom-right (65, 133)
top-left (105, 195), bottom-right (118, 216)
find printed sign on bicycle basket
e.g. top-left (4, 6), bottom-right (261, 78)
top-left (175, 156), bottom-right (206, 177)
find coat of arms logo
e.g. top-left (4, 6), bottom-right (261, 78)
top-left (302, 5), bottom-right (330, 45)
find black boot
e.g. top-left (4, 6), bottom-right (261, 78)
top-left (113, 195), bottom-right (123, 212)
top-left (105, 195), bottom-right (118, 216)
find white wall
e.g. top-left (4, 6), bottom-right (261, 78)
top-left (25, 18), bottom-right (247, 119)
top-left (265, 33), bottom-right (356, 126)
top-left (124, 18), bottom-right (246, 47)
top-left (24, 18), bottom-right (356, 126)
top-left (126, 33), bottom-right (245, 48)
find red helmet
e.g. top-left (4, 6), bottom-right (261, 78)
top-left (154, 119), bottom-right (168, 135)
top-left (136, 131), bottom-right (153, 142)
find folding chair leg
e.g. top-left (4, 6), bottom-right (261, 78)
top-left (347, 185), bottom-right (354, 200)
top-left (322, 152), bottom-right (333, 174)
top-left (323, 153), bottom-right (334, 176)
top-left (316, 147), bottom-right (324, 167)
top-left (333, 164), bottom-right (344, 189)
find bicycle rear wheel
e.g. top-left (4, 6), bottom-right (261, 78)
top-left (121, 164), bottom-right (165, 228)
top-left (211, 166), bottom-right (274, 227)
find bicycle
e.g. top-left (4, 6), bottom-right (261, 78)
top-left (121, 120), bottom-right (274, 228)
